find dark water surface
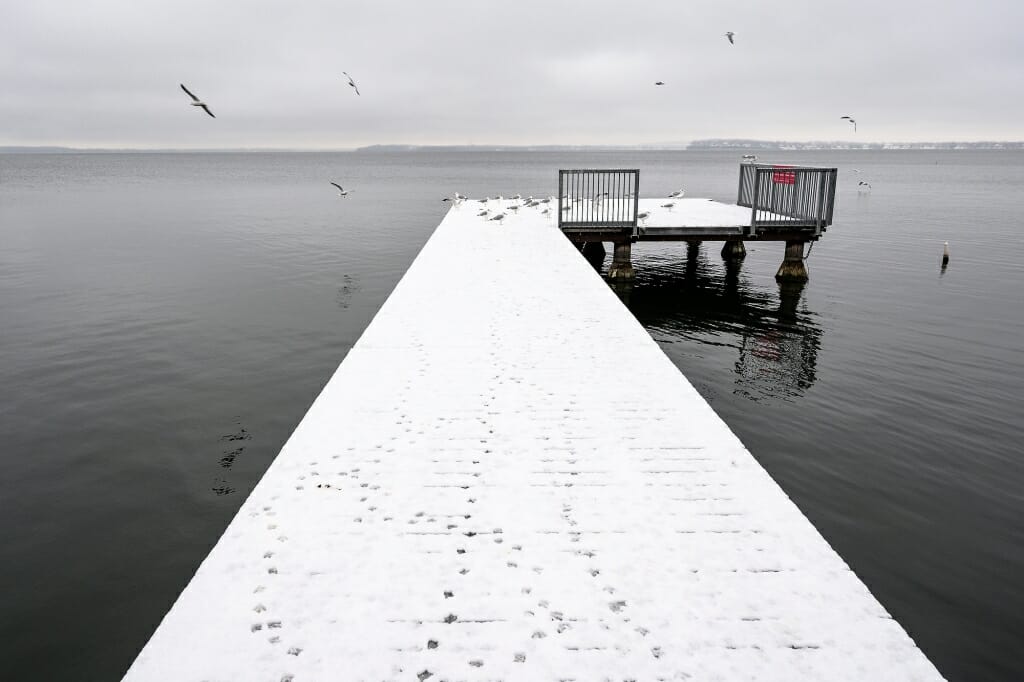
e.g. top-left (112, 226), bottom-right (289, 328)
top-left (2, 150), bottom-right (1022, 680)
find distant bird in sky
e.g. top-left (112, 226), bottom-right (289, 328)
top-left (330, 182), bottom-right (349, 197)
top-left (725, 31), bottom-right (735, 44)
top-left (858, 181), bottom-right (872, 190)
top-left (850, 168), bottom-right (862, 173)
top-left (742, 154), bottom-right (758, 161)
top-left (841, 115), bottom-right (857, 132)
top-left (180, 84), bottom-right (215, 118)
top-left (343, 71), bottom-right (360, 96)
top-left (655, 81), bottom-right (665, 86)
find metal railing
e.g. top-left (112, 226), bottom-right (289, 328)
top-left (737, 163), bottom-right (837, 236)
top-left (558, 169), bottom-right (639, 233)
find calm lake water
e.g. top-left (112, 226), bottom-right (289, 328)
top-left (2, 150), bottom-right (1022, 680)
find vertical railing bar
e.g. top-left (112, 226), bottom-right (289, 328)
top-left (586, 171), bottom-right (591, 224)
top-left (559, 171), bottom-right (564, 228)
top-left (572, 170), bottom-right (577, 225)
top-left (610, 171), bottom-right (618, 224)
top-left (591, 171), bottom-right (596, 224)
top-left (577, 171), bottom-right (582, 224)
top-left (749, 168), bottom-right (758, 236)
top-left (574, 171), bottom-right (579, 224)
top-left (633, 170), bottom-right (639, 234)
top-left (815, 172), bottom-right (827, 236)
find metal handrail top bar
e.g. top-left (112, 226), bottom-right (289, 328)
top-left (560, 169), bottom-right (641, 175)
top-left (742, 163), bottom-right (838, 171)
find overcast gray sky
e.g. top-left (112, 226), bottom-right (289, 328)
top-left (2, 0), bottom-right (1022, 148)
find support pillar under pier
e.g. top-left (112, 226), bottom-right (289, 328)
top-left (581, 241), bottom-right (607, 271)
top-left (608, 240), bottom-right (635, 281)
top-left (775, 240), bottom-right (809, 282)
top-left (721, 240), bottom-right (747, 260)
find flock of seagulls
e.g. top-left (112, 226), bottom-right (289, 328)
top-left (181, 41), bottom-right (864, 201)
top-left (430, 194), bottom-right (563, 225)
top-left (181, 74), bottom-right (364, 196)
top-left (180, 70), bottom-right (360, 118)
top-left (655, 31), bottom-right (734, 85)
top-left (648, 32), bottom-right (858, 139)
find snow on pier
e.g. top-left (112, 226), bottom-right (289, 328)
top-left (124, 200), bottom-right (943, 681)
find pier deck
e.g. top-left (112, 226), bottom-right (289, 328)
top-left (124, 201), bottom-right (941, 681)
top-left (636, 198), bottom-right (786, 239)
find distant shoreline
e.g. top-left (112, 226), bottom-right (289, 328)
top-left (4, 140), bottom-right (1024, 154)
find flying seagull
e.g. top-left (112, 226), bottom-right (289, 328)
top-left (655, 81), bottom-right (665, 86)
top-left (180, 84), bottom-right (215, 118)
top-left (858, 181), bottom-right (872, 190)
top-left (840, 115), bottom-right (857, 132)
top-left (742, 154), bottom-right (758, 161)
top-left (343, 71), bottom-right (360, 96)
top-left (330, 182), bottom-right (349, 197)
top-left (725, 31), bottom-right (735, 44)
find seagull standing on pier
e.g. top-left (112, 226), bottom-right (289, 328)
top-left (343, 72), bottom-right (360, 96)
top-left (330, 182), bottom-right (349, 197)
top-left (668, 188), bottom-right (685, 199)
top-left (725, 31), bottom-right (735, 44)
top-left (858, 181), bottom-right (872, 190)
top-left (841, 115), bottom-right (857, 132)
top-left (180, 84), bottom-right (215, 118)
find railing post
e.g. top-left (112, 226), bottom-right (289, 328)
top-left (814, 173), bottom-right (825, 236)
top-left (557, 171), bottom-right (564, 228)
top-left (749, 168), bottom-right (761, 237)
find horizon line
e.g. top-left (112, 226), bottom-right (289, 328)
top-left (4, 140), bottom-right (1024, 153)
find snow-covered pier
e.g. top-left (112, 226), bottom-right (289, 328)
top-left (559, 166), bottom-right (838, 282)
top-left (124, 199), bottom-right (941, 681)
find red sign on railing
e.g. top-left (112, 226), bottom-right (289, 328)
top-left (772, 165), bottom-right (796, 185)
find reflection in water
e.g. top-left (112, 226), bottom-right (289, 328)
top-left (615, 249), bottom-right (823, 401)
top-left (336, 274), bottom-right (362, 309)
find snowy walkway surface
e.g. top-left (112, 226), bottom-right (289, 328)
top-left (124, 201), bottom-right (942, 681)
top-left (638, 198), bottom-right (756, 228)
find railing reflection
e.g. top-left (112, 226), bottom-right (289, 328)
top-left (612, 250), bottom-right (822, 401)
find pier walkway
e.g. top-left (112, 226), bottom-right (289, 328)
top-left (124, 201), bottom-right (942, 681)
